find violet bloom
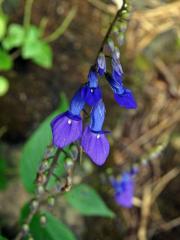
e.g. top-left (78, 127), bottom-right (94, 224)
top-left (97, 52), bottom-right (106, 76)
top-left (81, 68), bottom-right (102, 106)
top-left (106, 73), bottom-right (137, 109)
top-left (112, 57), bottom-right (124, 82)
top-left (81, 100), bottom-right (110, 166)
top-left (111, 172), bottom-right (135, 208)
top-left (51, 89), bottom-right (85, 148)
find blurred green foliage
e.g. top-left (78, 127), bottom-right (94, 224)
top-left (65, 184), bottom-right (115, 218)
top-left (0, 76), bottom-right (9, 96)
top-left (0, 12), bottom-right (7, 40)
top-left (0, 236), bottom-right (7, 240)
top-left (29, 212), bottom-right (76, 240)
top-left (0, 156), bottom-right (8, 189)
top-left (20, 94), bottom-right (68, 193)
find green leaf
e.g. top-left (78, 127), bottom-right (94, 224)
top-left (0, 48), bottom-right (13, 70)
top-left (19, 202), bottom-right (31, 225)
top-left (30, 212), bottom-right (76, 240)
top-left (0, 76), bottom-right (9, 97)
top-left (65, 184), bottom-right (115, 218)
top-left (20, 94), bottom-right (68, 193)
top-left (0, 13), bottom-right (8, 40)
top-left (0, 157), bottom-right (8, 190)
top-left (2, 24), bottom-right (25, 50)
top-left (22, 25), bottom-right (52, 68)
top-left (22, 40), bottom-right (52, 68)
top-left (0, 236), bottom-right (7, 240)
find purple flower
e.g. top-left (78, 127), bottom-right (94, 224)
top-left (81, 100), bottom-right (110, 166)
top-left (112, 58), bottom-right (123, 82)
top-left (81, 68), bottom-right (102, 106)
top-left (111, 172), bottom-right (135, 208)
top-left (97, 52), bottom-right (106, 76)
top-left (51, 89), bottom-right (85, 148)
top-left (106, 73), bottom-right (137, 109)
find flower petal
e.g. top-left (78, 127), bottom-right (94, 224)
top-left (81, 127), bottom-right (110, 166)
top-left (51, 112), bottom-right (82, 148)
top-left (115, 180), bottom-right (134, 208)
top-left (112, 173), bottom-right (135, 208)
top-left (114, 89), bottom-right (137, 109)
top-left (97, 52), bottom-right (106, 76)
top-left (81, 85), bottom-right (102, 106)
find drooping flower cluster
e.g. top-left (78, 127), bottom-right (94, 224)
top-left (111, 168), bottom-right (138, 208)
top-left (51, 9), bottom-right (137, 166)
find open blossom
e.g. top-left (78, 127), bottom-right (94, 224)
top-left (51, 89), bottom-right (85, 148)
top-left (81, 100), bottom-right (110, 166)
top-left (106, 73), bottom-right (137, 109)
top-left (81, 68), bottom-right (102, 106)
top-left (111, 171), bottom-right (136, 208)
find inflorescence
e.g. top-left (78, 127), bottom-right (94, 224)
top-left (51, 1), bottom-right (137, 166)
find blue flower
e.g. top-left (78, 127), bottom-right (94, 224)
top-left (97, 52), bottom-right (106, 76)
top-left (81, 100), bottom-right (110, 166)
top-left (81, 68), bottom-right (102, 106)
top-left (112, 58), bottom-right (123, 82)
top-left (51, 89), bottom-right (85, 148)
top-left (106, 73), bottom-right (137, 109)
top-left (111, 172), bottom-right (135, 208)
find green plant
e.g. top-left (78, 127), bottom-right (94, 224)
top-left (0, 0), bottom-right (76, 96)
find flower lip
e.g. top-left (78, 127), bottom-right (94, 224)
top-left (81, 84), bottom-right (102, 107)
top-left (81, 126), bottom-right (110, 166)
top-left (51, 111), bottom-right (83, 148)
top-left (111, 172), bottom-right (135, 208)
top-left (90, 128), bottom-right (111, 135)
top-left (65, 111), bottom-right (82, 121)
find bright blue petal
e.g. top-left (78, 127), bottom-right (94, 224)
top-left (114, 88), bottom-right (137, 109)
top-left (97, 52), bottom-right (106, 76)
top-left (81, 127), bottom-right (110, 166)
top-left (112, 173), bottom-right (135, 208)
top-left (51, 111), bottom-right (82, 148)
top-left (88, 68), bottom-right (98, 88)
top-left (81, 85), bottom-right (102, 106)
top-left (90, 100), bottom-right (105, 132)
top-left (69, 88), bottom-right (85, 116)
top-left (112, 70), bottom-right (124, 85)
top-left (105, 73), bottom-right (124, 94)
top-left (112, 58), bottom-right (123, 78)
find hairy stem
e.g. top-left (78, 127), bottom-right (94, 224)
top-left (96, 0), bottom-right (128, 59)
top-left (14, 145), bottom-right (79, 240)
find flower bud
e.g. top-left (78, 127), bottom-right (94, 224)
top-left (37, 185), bottom-right (45, 195)
top-left (65, 158), bottom-right (74, 170)
top-left (48, 197), bottom-right (55, 207)
top-left (22, 224), bottom-right (29, 234)
top-left (70, 145), bottom-right (79, 160)
top-left (31, 200), bottom-right (39, 210)
top-left (40, 215), bottom-right (47, 225)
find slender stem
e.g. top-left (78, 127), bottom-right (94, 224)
top-left (44, 148), bottom-right (61, 188)
top-left (23, 0), bottom-right (34, 30)
top-left (95, 0), bottom-right (127, 59)
top-left (45, 7), bottom-right (77, 43)
top-left (14, 145), bottom-right (79, 240)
